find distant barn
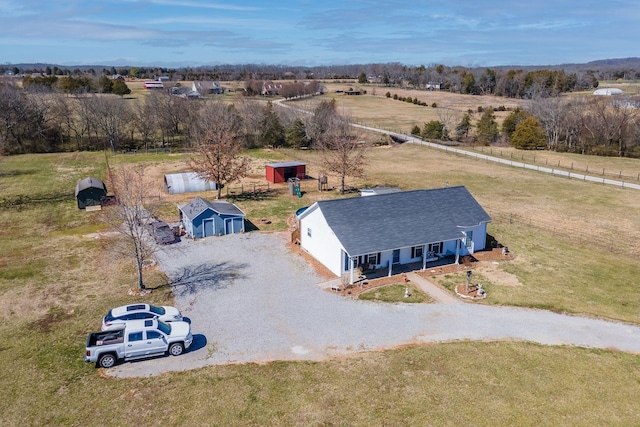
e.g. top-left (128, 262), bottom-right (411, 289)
top-left (164, 172), bottom-right (217, 194)
top-left (593, 88), bottom-right (623, 96)
top-left (75, 177), bottom-right (107, 209)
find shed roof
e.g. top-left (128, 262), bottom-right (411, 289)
top-left (164, 172), bottom-right (216, 194)
top-left (302, 186), bottom-right (490, 256)
top-left (179, 197), bottom-right (245, 221)
top-left (75, 177), bottom-right (107, 197)
top-left (266, 161), bottom-right (306, 168)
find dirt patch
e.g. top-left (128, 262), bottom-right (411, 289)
top-left (475, 261), bottom-right (522, 287)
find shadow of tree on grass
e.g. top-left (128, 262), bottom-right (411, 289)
top-left (153, 261), bottom-right (247, 296)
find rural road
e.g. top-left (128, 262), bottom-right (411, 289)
top-left (109, 233), bottom-right (640, 378)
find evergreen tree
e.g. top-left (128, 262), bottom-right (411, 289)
top-left (259, 102), bottom-right (285, 147)
top-left (285, 118), bottom-right (308, 148)
top-left (112, 79), bottom-right (131, 96)
top-left (502, 108), bottom-right (530, 139)
top-left (455, 113), bottom-right (472, 140)
top-left (510, 117), bottom-right (547, 149)
top-left (98, 75), bottom-right (113, 93)
top-left (422, 120), bottom-right (446, 140)
top-left (476, 108), bottom-right (499, 144)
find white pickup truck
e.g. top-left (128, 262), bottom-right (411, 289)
top-left (84, 318), bottom-right (193, 368)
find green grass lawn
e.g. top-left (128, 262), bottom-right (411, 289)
top-left (359, 284), bottom-right (431, 304)
top-left (1, 146), bottom-right (640, 425)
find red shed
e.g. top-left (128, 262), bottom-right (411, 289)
top-left (265, 162), bottom-right (307, 183)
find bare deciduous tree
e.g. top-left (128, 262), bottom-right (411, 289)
top-left (102, 164), bottom-right (159, 291)
top-left (318, 115), bottom-right (368, 194)
top-left (190, 101), bottom-right (249, 199)
top-left (83, 94), bottom-right (131, 151)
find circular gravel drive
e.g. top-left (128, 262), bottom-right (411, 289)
top-left (110, 233), bottom-right (640, 377)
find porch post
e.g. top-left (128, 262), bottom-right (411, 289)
top-left (422, 244), bottom-right (427, 270)
top-left (350, 257), bottom-right (355, 285)
top-left (455, 239), bottom-right (461, 264)
top-left (388, 258), bottom-right (392, 277)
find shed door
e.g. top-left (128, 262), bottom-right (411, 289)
top-left (203, 219), bottom-right (214, 237)
top-left (283, 167), bottom-right (295, 180)
top-left (224, 218), bottom-right (233, 235)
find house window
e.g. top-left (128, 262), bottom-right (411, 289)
top-left (411, 246), bottom-right (423, 259)
top-left (465, 231), bottom-right (473, 249)
top-left (307, 228), bottom-right (312, 237)
top-left (358, 253), bottom-right (380, 266)
top-left (428, 242), bottom-right (442, 254)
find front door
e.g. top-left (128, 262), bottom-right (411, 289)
top-left (392, 249), bottom-right (400, 264)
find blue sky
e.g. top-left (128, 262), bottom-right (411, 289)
top-left (0, 0), bottom-right (637, 67)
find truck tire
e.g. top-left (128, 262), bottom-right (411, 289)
top-left (97, 353), bottom-right (117, 369)
top-left (168, 342), bottom-right (184, 356)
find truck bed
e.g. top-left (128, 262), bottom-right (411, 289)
top-left (86, 330), bottom-right (124, 347)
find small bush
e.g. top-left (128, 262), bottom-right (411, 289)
top-left (385, 91), bottom-right (391, 98)
top-left (431, 102), bottom-right (437, 108)
top-left (393, 94), bottom-right (398, 100)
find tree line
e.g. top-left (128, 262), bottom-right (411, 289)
top-left (412, 95), bottom-right (640, 158)
top-left (0, 79), bottom-right (351, 155)
top-left (8, 58), bottom-right (640, 96)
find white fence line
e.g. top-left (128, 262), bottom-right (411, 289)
top-left (352, 124), bottom-right (640, 191)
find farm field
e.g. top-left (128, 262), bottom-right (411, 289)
top-left (2, 102), bottom-right (640, 424)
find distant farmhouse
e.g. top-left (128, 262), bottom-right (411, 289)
top-left (192, 81), bottom-right (224, 95)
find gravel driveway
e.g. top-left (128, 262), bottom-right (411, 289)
top-left (110, 232), bottom-right (640, 377)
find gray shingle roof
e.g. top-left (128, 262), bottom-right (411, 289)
top-left (312, 186), bottom-right (491, 256)
top-left (179, 197), bottom-right (245, 221)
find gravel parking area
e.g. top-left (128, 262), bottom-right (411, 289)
top-left (110, 232), bottom-right (640, 378)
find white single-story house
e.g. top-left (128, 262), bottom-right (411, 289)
top-left (178, 197), bottom-right (245, 239)
top-left (297, 186), bottom-right (491, 283)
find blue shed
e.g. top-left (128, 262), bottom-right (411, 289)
top-left (178, 197), bottom-right (245, 239)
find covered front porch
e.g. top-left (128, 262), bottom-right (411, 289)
top-left (356, 255), bottom-right (459, 281)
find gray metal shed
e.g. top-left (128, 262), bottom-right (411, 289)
top-left (164, 172), bottom-right (217, 194)
top-left (75, 177), bottom-right (107, 209)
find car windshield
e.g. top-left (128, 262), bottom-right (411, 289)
top-left (149, 305), bottom-right (165, 315)
top-left (104, 310), bottom-right (114, 322)
top-left (157, 320), bottom-right (171, 335)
